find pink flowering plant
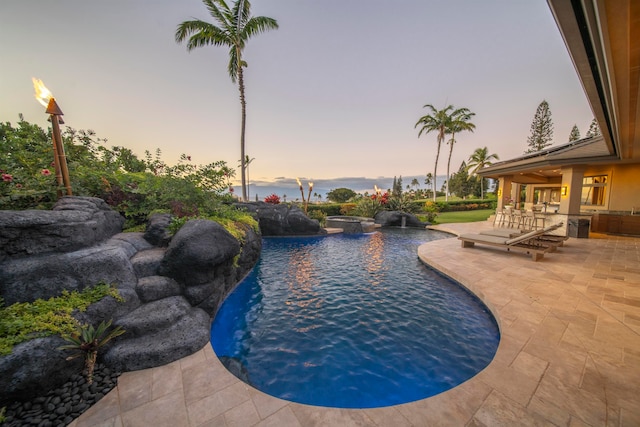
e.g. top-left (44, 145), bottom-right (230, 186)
top-left (264, 194), bottom-right (280, 204)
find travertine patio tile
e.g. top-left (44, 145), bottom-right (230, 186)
top-left (397, 379), bottom-right (491, 426)
top-left (361, 406), bottom-right (412, 427)
top-left (183, 360), bottom-right (239, 405)
top-left (475, 363), bottom-right (539, 406)
top-left (152, 360), bottom-right (183, 399)
top-left (255, 406), bottom-right (302, 427)
top-left (187, 382), bottom-right (251, 426)
top-left (223, 399), bottom-right (260, 427)
top-left (535, 374), bottom-right (607, 426)
top-left (117, 369), bottom-right (153, 412)
top-left (73, 388), bottom-right (121, 427)
top-left (248, 387), bottom-right (290, 419)
top-left (121, 390), bottom-right (188, 427)
top-left (180, 347), bottom-right (208, 371)
top-left (195, 414), bottom-right (227, 427)
top-left (491, 334), bottom-right (526, 366)
top-left (527, 395), bottom-right (572, 426)
top-left (288, 405), bottom-right (373, 426)
top-left (510, 351), bottom-right (548, 381)
top-left (471, 390), bottom-right (548, 427)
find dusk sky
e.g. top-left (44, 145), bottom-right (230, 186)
top-left (1, 1), bottom-right (594, 194)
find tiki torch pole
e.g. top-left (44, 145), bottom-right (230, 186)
top-left (306, 182), bottom-right (313, 214)
top-left (46, 98), bottom-right (72, 196)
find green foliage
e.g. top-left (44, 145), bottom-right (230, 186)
top-left (166, 205), bottom-right (259, 242)
top-left (0, 118), bottom-right (237, 229)
top-left (434, 209), bottom-right (494, 223)
top-left (422, 201), bottom-right (440, 222)
top-left (307, 203), bottom-right (342, 216)
top-left (339, 203), bottom-right (357, 215)
top-left (0, 406), bottom-right (5, 423)
top-left (307, 209), bottom-right (327, 227)
top-left (431, 199), bottom-right (496, 212)
top-left (586, 118), bottom-right (601, 137)
top-left (386, 194), bottom-right (421, 214)
top-left (326, 188), bottom-right (357, 203)
top-left (525, 100), bottom-right (554, 153)
top-left (58, 319), bottom-right (125, 384)
top-left (0, 284), bottom-right (121, 356)
top-left (568, 124), bottom-right (581, 142)
top-left (352, 197), bottom-right (384, 218)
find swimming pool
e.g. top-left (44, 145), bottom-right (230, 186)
top-left (211, 228), bottom-right (500, 408)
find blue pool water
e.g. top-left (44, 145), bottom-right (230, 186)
top-left (211, 228), bottom-right (500, 408)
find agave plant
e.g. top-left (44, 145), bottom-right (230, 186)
top-left (58, 320), bottom-right (125, 384)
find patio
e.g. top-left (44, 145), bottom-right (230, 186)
top-left (70, 221), bottom-right (640, 426)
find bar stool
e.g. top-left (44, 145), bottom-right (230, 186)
top-left (493, 208), bottom-right (505, 226)
top-left (501, 206), bottom-right (513, 227)
top-left (509, 209), bottom-right (523, 228)
top-left (522, 210), bottom-right (535, 230)
top-left (532, 211), bottom-right (546, 230)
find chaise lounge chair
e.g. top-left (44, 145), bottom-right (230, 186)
top-left (458, 223), bottom-right (565, 261)
top-left (478, 223), bottom-right (568, 246)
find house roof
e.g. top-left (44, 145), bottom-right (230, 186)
top-left (546, 0), bottom-right (639, 161)
top-left (479, 136), bottom-right (618, 181)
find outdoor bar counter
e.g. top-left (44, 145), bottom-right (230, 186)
top-left (590, 212), bottom-right (640, 236)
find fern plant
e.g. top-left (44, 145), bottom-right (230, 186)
top-left (58, 320), bottom-right (125, 384)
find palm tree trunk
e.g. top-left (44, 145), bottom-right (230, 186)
top-left (480, 177), bottom-right (484, 199)
top-left (238, 65), bottom-right (248, 202)
top-left (445, 134), bottom-right (455, 202)
top-left (433, 140), bottom-right (441, 202)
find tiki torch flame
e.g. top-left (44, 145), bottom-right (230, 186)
top-left (32, 78), bottom-right (54, 108)
top-left (296, 177), bottom-right (302, 187)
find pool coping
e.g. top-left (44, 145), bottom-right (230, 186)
top-left (70, 221), bottom-right (640, 426)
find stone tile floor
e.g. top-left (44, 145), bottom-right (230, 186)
top-left (69, 221), bottom-right (640, 426)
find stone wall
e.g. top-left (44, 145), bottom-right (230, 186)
top-left (0, 197), bottom-right (261, 404)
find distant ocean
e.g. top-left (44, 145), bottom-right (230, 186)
top-left (240, 175), bottom-right (447, 202)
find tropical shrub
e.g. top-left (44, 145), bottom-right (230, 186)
top-left (423, 201), bottom-right (440, 222)
top-left (0, 118), bottom-right (238, 228)
top-left (387, 194), bottom-right (421, 213)
top-left (339, 203), bottom-right (357, 215)
top-left (0, 283), bottom-right (121, 356)
top-left (307, 209), bottom-right (327, 226)
top-left (352, 197), bottom-right (384, 218)
top-left (264, 194), bottom-right (280, 204)
top-left (58, 320), bottom-right (125, 384)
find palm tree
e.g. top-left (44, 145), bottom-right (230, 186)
top-left (176, 0), bottom-right (278, 201)
top-left (415, 104), bottom-right (454, 201)
top-left (445, 108), bottom-right (476, 201)
top-left (238, 155), bottom-right (254, 199)
top-left (467, 147), bottom-right (499, 199)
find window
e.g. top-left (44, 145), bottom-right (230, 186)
top-left (581, 175), bottom-right (607, 206)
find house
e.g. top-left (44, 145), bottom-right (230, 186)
top-left (480, 0), bottom-right (640, 237)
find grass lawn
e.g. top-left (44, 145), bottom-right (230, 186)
top-left (434, 209), bottom-right (494, 224)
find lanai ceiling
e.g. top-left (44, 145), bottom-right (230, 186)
top-left (547, 0), bottom-right (639, 161)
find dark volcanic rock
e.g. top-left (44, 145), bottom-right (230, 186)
top-left (136, 276), bottom-right (182, 303)
top-left (0, 196), bottom-right (124, 262)
top-left (0, 243), bottom-right (138, 305)
top-left (159, 219), bottom-right (240, 286)
top-left (143, 213), bottom-right (173, 247)
top-left (0, 336), bottom-right (83, 406)
top-left (375, 210), bottom-right (428, 228)
top-left (103, 305), bottom-right (211, 371)
top-left (236, 202), bottom-right (326, 236)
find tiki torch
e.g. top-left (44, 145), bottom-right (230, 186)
top-left (306, 181), bottom-right (313, 211)
top-left (33, 78), bottom-right (72, 197)
top-left (296, 177), bottom-right (313, 214)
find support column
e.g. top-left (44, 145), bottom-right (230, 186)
top-left (559, 166), bottom-right (589, 238)
top-left (496, 176), bottom-right (513, 210)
